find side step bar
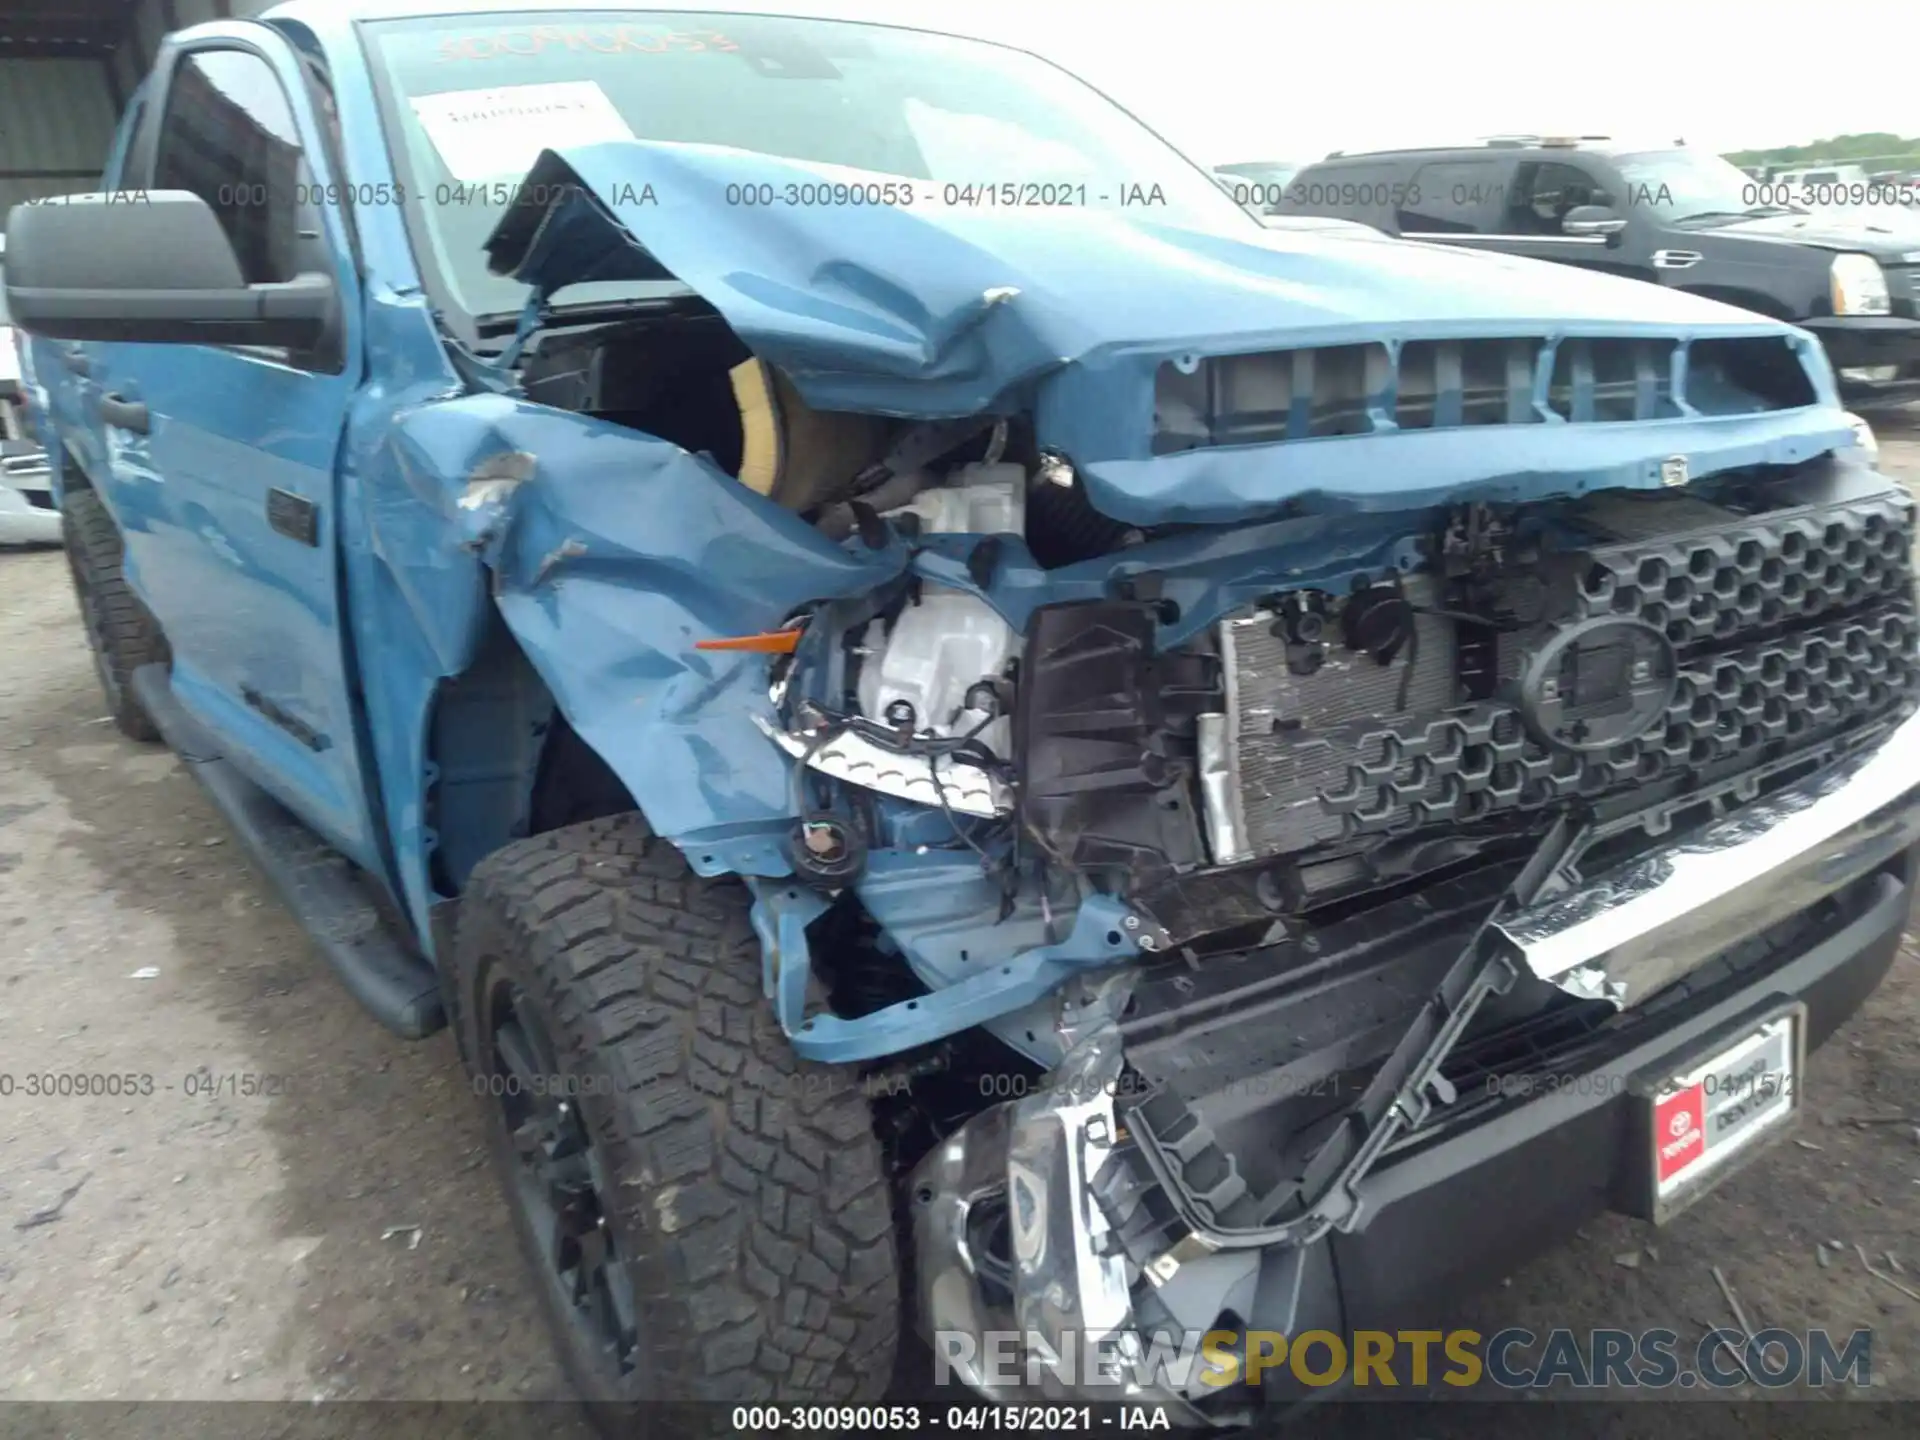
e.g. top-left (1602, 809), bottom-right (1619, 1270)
top-left (129, 665), bottom-right (445, 1039)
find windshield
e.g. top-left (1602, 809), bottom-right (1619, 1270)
top-left (361, 11), bottom-right (1254, 324)
top-left (1813, 205), bottom-right (1920, 235)
top-left (1613, 149), bottom-right (1803, 223)
top-left (1217, 163), bottom-right (1298, 184)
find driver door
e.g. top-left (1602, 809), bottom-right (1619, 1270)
top-left (95, 29), bottom-right (386, 874)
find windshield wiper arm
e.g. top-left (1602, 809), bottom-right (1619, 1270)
top-left (473, 289), bottom-right (708, 338)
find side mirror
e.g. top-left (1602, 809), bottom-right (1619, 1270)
top-left (1562, 204), bottom-right (1627, 238)
top-left (1, 191), bottom-right (334, 348)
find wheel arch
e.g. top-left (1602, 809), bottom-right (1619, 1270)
top-left (1674, 284), bottom-right (1797, 321)
top-left (423, 616), bottom-right (640, 900)
top-left (46, 441), bottom-right (85, 503)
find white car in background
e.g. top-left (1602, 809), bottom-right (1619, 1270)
top-left (1, 235), bottom-right (62, 547)
top-left (1771, 163), bottom-right (1875, 191)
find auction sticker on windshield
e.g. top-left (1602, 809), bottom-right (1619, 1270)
top-left (1640, 1006), bottom-right (1803, 1223)
top-left (410, 80), bottom-right (635, 182)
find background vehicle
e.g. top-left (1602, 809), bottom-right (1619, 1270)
top-left (1272, 137), bottom-right (1920, 409)
top-left (6, 6), bottom-right (1918, 1427)
top-left (1772, 163), bottom-right (1873, 192)
top-left (0, 236), bottom-right (60, 545)
top-left (1214, 158), bottom-right (1305, 215)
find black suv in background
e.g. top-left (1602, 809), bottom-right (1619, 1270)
top-left (1272, 137), bottom-right (1920, 409)
top-left (1213, 158), bottom-right (1306, 215)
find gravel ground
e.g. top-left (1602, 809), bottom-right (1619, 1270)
top-left (0, 416), bottom-right (1916, 1429)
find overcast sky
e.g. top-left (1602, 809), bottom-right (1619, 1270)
top-left (808, 0), bottom-right (1918, 165)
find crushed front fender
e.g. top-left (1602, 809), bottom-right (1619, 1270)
top-left (388, 391), bottom-right (910, 877)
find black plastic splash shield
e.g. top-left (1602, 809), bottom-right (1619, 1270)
top-left (1107, 810), bottom-right (1585, 1265)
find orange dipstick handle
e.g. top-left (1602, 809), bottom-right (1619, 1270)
top-left (693, 630), bottom-right (803, 654)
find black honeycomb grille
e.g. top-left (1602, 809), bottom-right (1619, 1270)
top-left (1321, 602), bottom-right (1916, 837)
top-left (1226, 479), bottom-right (1919, 857)
top-left (1571, 490), bottom-right (1913, 646)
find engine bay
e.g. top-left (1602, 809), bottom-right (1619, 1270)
top-left (512, 311), bottom-right (1919, 991)
top-left (774, 437), bottom-right (1916, 953)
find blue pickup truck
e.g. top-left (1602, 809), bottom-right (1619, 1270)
top-left (6, 1), bottom-right (1919, 1423)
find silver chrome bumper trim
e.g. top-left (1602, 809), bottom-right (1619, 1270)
top-left (1498, 708), bottom-right (1920, 1006)
top-left (1005, 1031), bottom-right (1138, 1385)
top-left (909, 1030), bottom-right (1223, 1422)
top-left (753, 713), bottom-right (1012, 817)
top-left (910, 1103), bottom-right (1026, 1403)
top-left (1195, 712), bottom-right (1252, 865)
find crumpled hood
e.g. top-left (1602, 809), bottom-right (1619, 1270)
top-left (488, 140), bottom-right (1798, 383)
top-left (486, 140), bottom-right (1855, 523)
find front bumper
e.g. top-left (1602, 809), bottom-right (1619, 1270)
top-left (910, 709), bottom-right (1920, 1419)
top-left (1803, 315), bottom-right (1920, 403)
top-left (0, 449), bottom-right (59, 546)
top-left (1500, 707), bottom-right (1920, 1005)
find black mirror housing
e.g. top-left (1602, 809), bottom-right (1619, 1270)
top-left (1, 191), bottom-right (335, 349)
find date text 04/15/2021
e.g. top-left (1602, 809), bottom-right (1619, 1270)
top-left (728, 1405), bottom-right (1170, 1431)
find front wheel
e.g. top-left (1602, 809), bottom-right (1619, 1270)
top-left (451, 815), bottom-right (900, 1410)
top-left (60, 486), bottom-right (168, 741)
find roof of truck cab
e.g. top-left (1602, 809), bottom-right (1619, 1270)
top-left (1308, 140), bottom-right (1688, 166)
top-left (262, 1), bottom-right (935, 24)
top-left (252, 0), bottom-right (1045, 68)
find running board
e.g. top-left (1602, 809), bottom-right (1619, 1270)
top-left (129, 665), bottom-right (445, 1039)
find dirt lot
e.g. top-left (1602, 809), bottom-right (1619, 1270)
top-left (1, 417), bottom-right (1917, 1431)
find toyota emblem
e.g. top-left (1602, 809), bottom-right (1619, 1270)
top-left (1669, 1110), bottom-right (1694, 1139)
top-left (1516, 616), bottom-right (1679, 753)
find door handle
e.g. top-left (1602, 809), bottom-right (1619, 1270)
top-left (100, 394), bottom-right (149, 434)
top-left (62, 348), bottom-right (92, 377)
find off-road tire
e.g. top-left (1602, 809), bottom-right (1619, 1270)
top-left (60, 486), bottom-right (168, 741)
top-left (452, 814), bottom-right (900, 1410)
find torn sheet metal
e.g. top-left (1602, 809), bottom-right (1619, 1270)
top-left (754, 713), bottom-right (1012, 817)
top-left (1496, 707), bottom-right (1920, 1006)
top-left (482, 140), bottom-right (1857, 524)
top-left (455, 449), bottom-right (537, 537)
top-left (406, 392), bottom-right (909, 875)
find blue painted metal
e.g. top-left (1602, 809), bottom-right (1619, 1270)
top-left (904, 511), bottom-right (1431, 651)
top-left (457, 396), bottom-right (913, 857)
top-left (80, 24), bottom-right (390, 876)
top-left (752, 843), bottom-right (1150, 1063)
top-left (484, 141), bottom-right (1857, 525)
top-left (747, 880), bottom-right (833, 1036)
top-left (852, 845), bottom-right (1080, 1064)
top-left (35, 78), bottom-right (144, 503)
top-left (779, 892), bottom-right (1142, 1064)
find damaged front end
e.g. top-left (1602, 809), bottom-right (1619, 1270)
top-left (445, 141), bottom-right (1920, 1418)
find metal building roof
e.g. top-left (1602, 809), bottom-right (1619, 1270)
top-left (0, 0), bottom-right (147, 56)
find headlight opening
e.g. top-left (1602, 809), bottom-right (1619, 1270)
top-left (1831, 253), bottom-right (1891, 316)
